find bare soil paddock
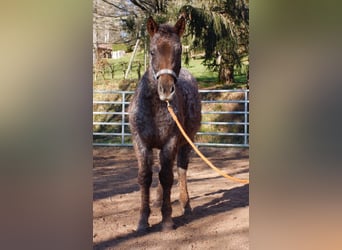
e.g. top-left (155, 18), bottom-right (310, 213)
top-left (93, 147), bottom-right (249, 250)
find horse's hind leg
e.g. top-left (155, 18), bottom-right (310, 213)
top-left (177, 144), bottom-right (192, 215)
top-left (135, 146), bottom-right (153, 232)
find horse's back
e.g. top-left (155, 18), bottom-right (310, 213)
top-left (178, 68), bottom-right (198, 91)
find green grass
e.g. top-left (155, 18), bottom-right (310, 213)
top-left (93, 51), bottom-right (145, 84)
top-left (182, 58), bottom-right (218, 85)
top-left (112, 43), bottom-right (127, 51)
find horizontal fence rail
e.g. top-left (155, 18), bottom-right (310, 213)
top-left (93, 89), bottom-right (249, 147)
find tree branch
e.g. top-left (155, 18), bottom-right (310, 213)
top-left (101, 0), bottom-right (127, 12)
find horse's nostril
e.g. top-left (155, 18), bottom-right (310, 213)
top-left (170, 85), bottom-right (175, 94)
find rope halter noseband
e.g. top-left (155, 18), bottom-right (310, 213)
top-left (152, 68), bottom-right (178, 81)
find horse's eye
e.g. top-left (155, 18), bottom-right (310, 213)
top-left (150, 51), bottom-right (155, 56)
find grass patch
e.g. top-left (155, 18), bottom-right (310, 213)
top-left (183, 58), bottom-right (218, 85)
top-left (112, 43), bottom-right (127, 51)
top-left (94, 51), bottom-right (146, 82)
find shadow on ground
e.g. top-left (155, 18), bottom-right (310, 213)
top-left (93, 184), bottom-right (249, 249)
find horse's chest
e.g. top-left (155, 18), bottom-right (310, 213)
top-left (140, 106), bottom-right (176, 146)
top-left (152, 108), bottom-right (174, 136)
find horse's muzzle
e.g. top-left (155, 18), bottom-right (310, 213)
top-left (154, 69), bottom-right (177, 101)
top-left (158, 80), bottom-right (175, 101)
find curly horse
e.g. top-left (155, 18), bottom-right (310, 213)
top-left (128, 16), bottom-right (201, 232)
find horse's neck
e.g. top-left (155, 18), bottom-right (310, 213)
top-left (137, 70), bottom-right (156, 100)
top-left (145, 68), bottom-right (158, 91)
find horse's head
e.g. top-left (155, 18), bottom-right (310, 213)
top-left (147, 16), bottom-right (185, 101)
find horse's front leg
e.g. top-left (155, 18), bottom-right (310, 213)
top-left (158, 138), bottom-right (177, 231)
top-left (135, 145), bottom-right (153, 232)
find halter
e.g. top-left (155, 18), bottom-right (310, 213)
top-left (152, 68), bottom-right (178, 81)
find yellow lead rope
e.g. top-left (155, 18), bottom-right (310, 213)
top-left (166, 101), bottom-right (249, 184)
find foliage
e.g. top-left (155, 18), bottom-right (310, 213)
top-left (112, 43), bottom-right (127, 51)
top-left (179, 0), bottom-right (249, 84)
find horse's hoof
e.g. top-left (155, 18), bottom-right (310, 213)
top-left (136, 223), bottom-right (150, 233)
top-left (136, 220), bottom-right (150, 233)
top-left (181, 204), bottom-right (192, 216)
top-left (162, 219), bottom-right (174, 232)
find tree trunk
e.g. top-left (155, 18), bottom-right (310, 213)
top-left (219, 62), bottom-right (234, 84)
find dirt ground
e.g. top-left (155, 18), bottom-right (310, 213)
top-left (93, 147), bottom-right (249, 250)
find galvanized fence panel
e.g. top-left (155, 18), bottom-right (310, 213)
top-left (93, 89), bottom-right (249, 147)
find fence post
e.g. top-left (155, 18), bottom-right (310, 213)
top-left (244, 90), bottom-right (248, 146)
top-left (124, 39), bottom-right (140, 79)
top-left (122, 92), bottom-right (126, 144)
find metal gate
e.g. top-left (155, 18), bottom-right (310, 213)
top-left (93, 89), bottom-right (249, 147)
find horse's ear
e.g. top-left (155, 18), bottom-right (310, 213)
top-left (147, 16), bottom-right (158, 37)
top-left (174, 16), bottom-right (186, 37)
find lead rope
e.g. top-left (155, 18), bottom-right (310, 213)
top-left (166, 100), bottom-right (249, 184)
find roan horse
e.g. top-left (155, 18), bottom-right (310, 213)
top-left (128, 16), bottom-right (201, 232)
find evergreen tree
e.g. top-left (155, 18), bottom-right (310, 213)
top-left (180, 0), bottom-right (249, 84)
